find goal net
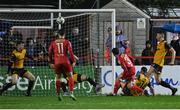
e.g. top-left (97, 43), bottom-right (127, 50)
top-left (0, 9), bottom-right (116, 96)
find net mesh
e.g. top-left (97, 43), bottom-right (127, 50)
top-left (0, 11), bottom-right (112, 96)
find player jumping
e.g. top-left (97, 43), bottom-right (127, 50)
top-left (48, 29), bottom-right (76, 101)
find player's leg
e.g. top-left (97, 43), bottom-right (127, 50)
top-left (127, 82), bottom-right (143, 96)
top-left (23, 71), bottom-right (35, 96)
top-left (60, 78), bottom-right (68, 92)
top-left (55, 74), bottom-right (62, 100)
top-left (148, 83), bottom-right (155, 96)
top-left (54, 64), bottom-right (63, 101)
top-left (154, 72), bottom-right (177, 96)
top-left (126, 68), bottom-right (143, 96)
top-left (0, 74), bottom-right (18, 95)
top-left (80, 74), bottom-right (104, 92)
top-left (81, 74), bottom-right (95, 86)
top-left (66, 73), bottom-right (76, 101)
top-left (65, 64), bottom-right (76, 101)
top-left (113, 72), bottom-right (124, 95)
top-left (66, 73), bottom-right (74, 93)
top-left (146, 65), bottom-right (155, 79)
top-left (121, 82), bottom-right (132, 96)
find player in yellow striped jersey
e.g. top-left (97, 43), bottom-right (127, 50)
top-left (0, 41), bottom-right (35, 96)
top-left (108, 67), bottom-right (154, 96)
top-left (135, 67), bottom-right (150, 90)
top-left (146, 32), bottom-right (177, 95)
top-left (131, 67), bottom-right (155, 96)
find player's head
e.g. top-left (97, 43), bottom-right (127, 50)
top-left (72, 27), bottom-right (79, 36)
top-left (116, 25), bottom-right (122, 35)
top-left (9, 27), bottom-right (16, 34)
top-left (16, 41), bottom-right (25, 51)
top-left (140, 67), bottom-right (147, 75)
top-left (156, 32), bottom-right (165, 41)
top-left (112, 48), bottom-right (119, 57)
top-left (57, 28), bottom-right (65, 39)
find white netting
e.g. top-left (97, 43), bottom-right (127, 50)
top-left (0, 10), bottom-right (114, 96)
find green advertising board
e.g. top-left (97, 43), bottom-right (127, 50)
top-left (0, 66), bottom-right (95, 96)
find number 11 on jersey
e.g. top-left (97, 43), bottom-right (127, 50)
top-left (56, 43), bottom-right (64, 55)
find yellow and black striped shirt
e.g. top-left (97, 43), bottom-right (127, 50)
top-left (153, 40), bottom-right (171, 67)
top-left (11, 49), bottom-right (26, 68)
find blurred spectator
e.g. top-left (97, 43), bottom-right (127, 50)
top-left (26, 38), bottom-right (35, 57)
top-left (115, 25), bottom-right (127, 65)
top-left (116, 25), bottom-right (127, 54)
top-left (9, 28), bottom-right (23, 42)
top-left (171, 34), bottom-right (180, 64)
top-left (68, 27), bottom-right (89, 65)
top-left (67, 27), bottom-right (81, 57)
top-left (26, 37), bottom-right (36, 66)
top-left (141, 40), bottom-right (154, 65)
top-left (1, 30), bottom-right (9, 56)
top-left (105, 27), bottom-right (112, 49)
top-left (104, 27), bottom-right (112, 63)
top-left (1, 28), bottom-right (23, 56)
top-left (34, 37), bottom-right (48, 63)
top-left (0, 33), bottom-right (4, 55)
top-left (123, 40), bottom-right (131, 55)
top-left (44, 30), bottom-right (55, 49)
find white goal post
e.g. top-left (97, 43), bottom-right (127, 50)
top-left (0, 9), bottom-right (116, 95)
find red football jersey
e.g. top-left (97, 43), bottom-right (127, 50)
top-left (118, 54), bottom-right (135, 73)
top-left (48, 39), bottom-right (75, 65)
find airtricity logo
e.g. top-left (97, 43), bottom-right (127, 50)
top-left (0, 75), bottom-right (93, 93)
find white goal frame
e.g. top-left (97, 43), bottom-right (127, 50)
top-left (0, 9), bottom-right (116, 92)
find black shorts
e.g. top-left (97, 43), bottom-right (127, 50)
top-left (11, 68), bottom-right (28, 77)
top-left (151, 63), bottom-right (163, 74)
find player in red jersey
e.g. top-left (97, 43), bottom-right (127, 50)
top-left (48, 29), bottom-right (76, 101)
top-left (109, 48), bottom-right (143, 96)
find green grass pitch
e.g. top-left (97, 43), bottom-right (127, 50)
top-left (0, 96), bottom-right (180, 109)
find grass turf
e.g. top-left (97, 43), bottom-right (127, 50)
top-left (0, 96), bottom-right (180, 109)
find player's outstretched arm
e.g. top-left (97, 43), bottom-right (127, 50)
top-left (169, 48), bottom-right (176, 65)
top-left (165, 42), bottom-right (176, 65)
top-left (74, 55), bottom-right (79, 61)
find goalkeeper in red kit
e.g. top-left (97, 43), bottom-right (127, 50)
top-left (108, 48), bottom-right (143, 96)
top-left (48, 29), bottom-right (76, 101)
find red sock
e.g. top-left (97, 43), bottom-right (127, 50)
top-left (131, 85), bottom-right (143, 93)
top-left (68, 77), bottom-right (74, 92)
top-left (113, 80), bottom-right (121, 94)
top-left (56, 80), bottom-right (61, 95)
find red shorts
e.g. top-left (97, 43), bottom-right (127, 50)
top-left (121, 67), bottom-right (135, 81)
top-left (54, 63), bottom-right (73, 74)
